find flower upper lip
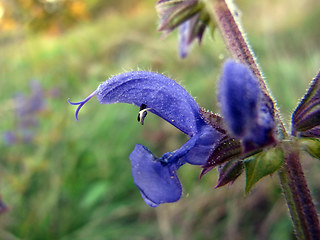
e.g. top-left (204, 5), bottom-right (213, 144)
top-left (69, 71), bottom-right (207, 136)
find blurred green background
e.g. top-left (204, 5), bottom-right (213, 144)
top-left (0, 0), bottom-right (319, 239)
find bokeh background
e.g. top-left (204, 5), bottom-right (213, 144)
top-left (0, 0), bottom-right (319, 239)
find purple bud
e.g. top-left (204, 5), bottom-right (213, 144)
top-left (218, 60), bottom-right (275, 150)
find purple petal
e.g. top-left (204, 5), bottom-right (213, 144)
top-left (179, 21), bottom-right (191, 58)
top-left (129, 144), bottom-right (182, 207)
top-left (96, 71), bottom-right (203, 136)
top-left (156, 124), bottom-right (222, 166)
top-left (128, 124), bottom-right (222, 207)
top-left (178, 13), bottom-right (208, 59)
top-left (183, 125), bottom-right (223, 165)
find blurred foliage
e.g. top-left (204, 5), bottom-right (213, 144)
top-left (0, 0), bottom-right (141, 33)
top-left (0, 0), bottom-right (319, 239)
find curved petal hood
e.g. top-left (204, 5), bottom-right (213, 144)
top-left (69, 71), bottom-right (204, 136)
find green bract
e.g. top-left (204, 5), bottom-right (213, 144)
top-left (244, 147), bottom-right (284, 193)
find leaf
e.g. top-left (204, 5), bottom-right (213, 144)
top-left (80, 182), bottom-right (109, 208)
top-left (244, 147), bottom-right (283, 193)
top-left (298, 138), bottom-right (320, 160)
top-left (215, 159), bottom-right (244, 188)
top-left (292, 71), bottom-right (320, 134)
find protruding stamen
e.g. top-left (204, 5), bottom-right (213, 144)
top-left (137, 104), bottom-right (151, 125)
top-left (67, 90), bottom-right (97, 121)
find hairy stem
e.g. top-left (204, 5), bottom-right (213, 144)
top-left (208, 0), bottom-right (320, 238)
top-left (208, 0), bottom-right (267, 92)
top-left (280, 142), bottom-right (320, 239)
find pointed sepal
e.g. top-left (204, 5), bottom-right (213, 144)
top-left (215, 159), bottom-right (244, 188)
top-left (201, 136), bottom-right (242, 177)
top-left (299, 126), bottom-right (320, 138)
top-left (156, 0), bottom-right (202, 32)
top-left (156, 0), bottom-right (214, 58)
top-left (199, 108), bottom-right (242, 177)
top-left (292, 71), bottom-right (320, 136)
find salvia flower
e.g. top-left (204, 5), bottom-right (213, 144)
top-left (69, 61), bottom-right (277, 207)
top-left (68, 71), bottom-right (223, 207)
top-left (2, 80), bottom-right (46, 145)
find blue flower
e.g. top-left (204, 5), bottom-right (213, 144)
top-left (69, 61), bottom-right (277, 207)
top-left (218, 60), bottom-right (275, 151)
top-left (68, 71), bottom-right (222, 207)
top-left (2, 80), bottom-right (47, 145)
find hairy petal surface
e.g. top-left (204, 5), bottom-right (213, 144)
top-left (182, 125), bottom-right (223, 165)
top-left (96, 71), bottom-right (204, 136)
top-left (219, 60), bottom-right (260, 137)
top-left (218, 60), bottom-right (275, 149)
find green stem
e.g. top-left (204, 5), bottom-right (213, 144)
top-left (208, 0), bottom-right (320, 238)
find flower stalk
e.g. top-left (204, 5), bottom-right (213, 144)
top-left (208, 0), bottom-right (320, 238)
top-left (208, 0), bottom-right (265, 91)
top-left (279, 141), bottom-right (320, 239)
